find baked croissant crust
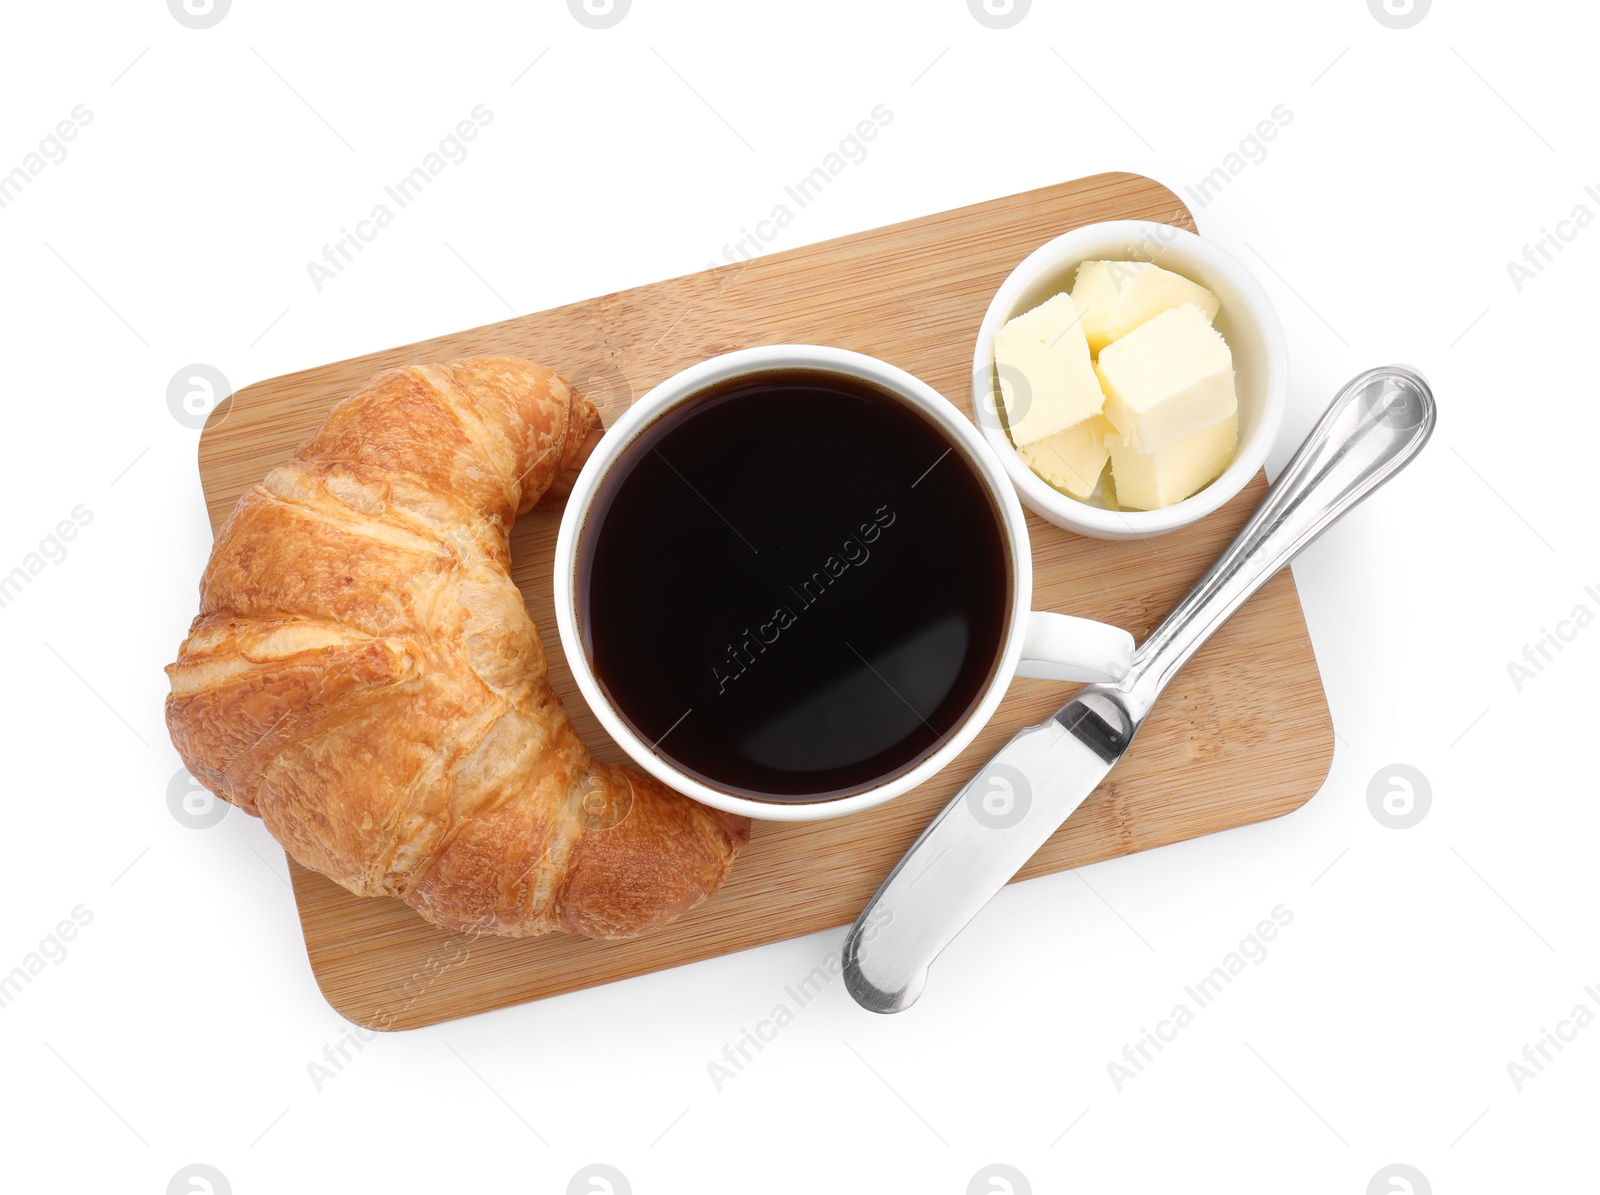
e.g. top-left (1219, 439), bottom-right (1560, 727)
top-left (165, 357), bottom-right (750, 939)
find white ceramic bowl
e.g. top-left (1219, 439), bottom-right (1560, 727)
top-left (971, 220), bottom-right (1287, 539)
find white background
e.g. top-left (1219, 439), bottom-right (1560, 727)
top-left (0, 0), bottom-right (1594, 1191)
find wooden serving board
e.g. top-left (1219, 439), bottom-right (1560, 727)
top-left (197, 172), bottom-right (1333, 1030)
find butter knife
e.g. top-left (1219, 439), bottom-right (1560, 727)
top-left (843, 365), bottom-right (1437, 1013)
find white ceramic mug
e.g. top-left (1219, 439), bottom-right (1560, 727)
top-left (553, 345), bottom-right (1134, 822)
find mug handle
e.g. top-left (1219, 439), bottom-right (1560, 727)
top-left (1015, 611), bottom-right (1134, 683)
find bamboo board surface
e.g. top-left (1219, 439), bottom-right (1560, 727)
top-left (195, 172), bottom-right (1333, 1029)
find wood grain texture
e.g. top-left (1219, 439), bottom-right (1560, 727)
top-left (194, 172), bottom-right (1333, 1030)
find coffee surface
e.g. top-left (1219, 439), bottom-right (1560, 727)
top-left (579, 369), bottom-right (1010, 801)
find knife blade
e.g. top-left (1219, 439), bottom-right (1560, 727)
top-left (844, 365), bottom-right (1437, 1013)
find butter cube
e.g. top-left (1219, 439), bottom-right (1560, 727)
top-left (1072, 261), bottom-right (1221, 355)
top-left (1108, 412), bottom-right (1238, 510)
top-left (1019, 415), bottom-right (1114, 499)
top-left (993, 293), bottom-right (1104, 446)
top-left (1096, 303), bottom-right (1236, 455)
top-left (1067, 261), bottom-right (1127, 356)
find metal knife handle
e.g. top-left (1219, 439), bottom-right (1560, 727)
top-left (1120, 365), bottom-right (1436, 721)
top-left (843, 365), bottom-right (1436, 1015)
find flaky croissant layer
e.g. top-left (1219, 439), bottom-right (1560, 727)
top-left (166, 357), bottom-right (750, 939)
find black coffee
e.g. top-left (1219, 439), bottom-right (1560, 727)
top-left (578, 368), bottom-right (1010, 802)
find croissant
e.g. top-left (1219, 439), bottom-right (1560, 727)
top-left (165, 357), bottom-right (750, 939)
